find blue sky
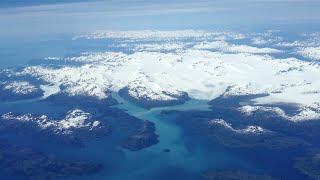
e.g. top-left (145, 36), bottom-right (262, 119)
top-left (0, 0), bottom-right (320, 37)
top-left (0, 0), bottom-right (95, 8)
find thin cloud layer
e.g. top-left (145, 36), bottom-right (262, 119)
top-left (0, 0), bottom-right (319, 36)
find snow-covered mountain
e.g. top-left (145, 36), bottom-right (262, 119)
top-left (208, 119), bottom-right (270, 134)
top-left (0, 109), bottom-right (110, 146)
top-left (0, 81), bottom-right (44, 101)
top-left (2, 81), bottom-right (38, 94)
top-left (1, 109), bottom-right (104, 135)
top-left (3, 30), bottom-right (320, 120)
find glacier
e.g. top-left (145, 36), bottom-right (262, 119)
top-left (3, 30), bottom-right (318, 120)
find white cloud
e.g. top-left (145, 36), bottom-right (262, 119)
top-left (0, 0), bottom-right (319, 36)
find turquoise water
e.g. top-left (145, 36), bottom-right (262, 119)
top-left (0, 94), bottom-right (254, 180)
top-left (0, 88), bottom-right (309, 179)
top-left (53, 94), bottom-right (253, 180)
top-left (0, 92), bottom-right (254, 180)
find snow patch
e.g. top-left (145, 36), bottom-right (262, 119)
top-left (1, 109), bottom-right (102, 134)
top-left (297, 47), bottom-right (320, 61)
top-left (194, 41), bottom-right (282, 54)
top-left (239, 103), bottom-right (320, 121)
top-left (2, 81), bottom-right (38, 95)
top-left (209, 119), bottom-right (269, 134)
